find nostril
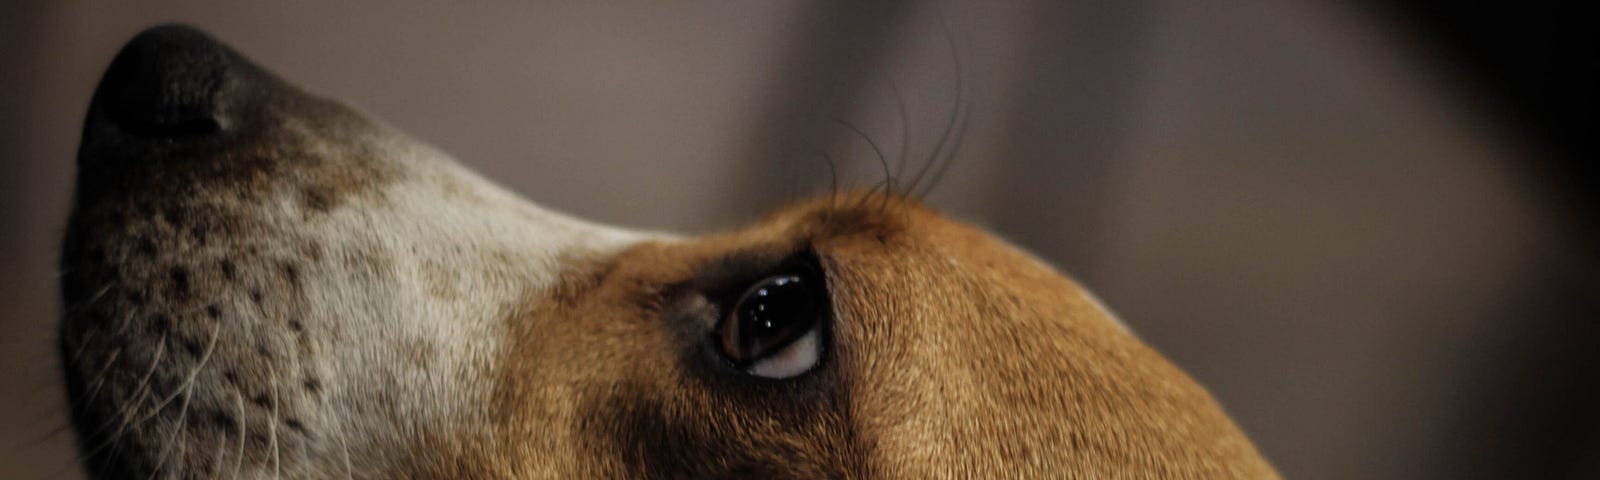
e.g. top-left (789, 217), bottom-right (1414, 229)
top-left (96, 25), bottom-right (232, 137)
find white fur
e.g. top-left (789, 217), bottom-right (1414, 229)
top-left (259, 129), bottom-right (656, 473)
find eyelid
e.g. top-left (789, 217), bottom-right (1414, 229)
top-left (689, 250), bottom-right (805, 298)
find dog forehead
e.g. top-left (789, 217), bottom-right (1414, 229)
top-left (694, 199), bottom-right (1272, 476)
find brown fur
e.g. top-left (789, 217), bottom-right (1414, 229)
top-left (61, 26), bottom-right (1277, 479)
top-left (464, 194), bottom-right (1278, 478)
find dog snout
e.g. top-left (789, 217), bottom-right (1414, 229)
top-left (75, 25), bottom-right (354, 201)
top-left (88, 24), bottom-right (245, 138)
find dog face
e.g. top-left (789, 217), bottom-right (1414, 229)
top-left (59, 26), bottom-right (1276, 478)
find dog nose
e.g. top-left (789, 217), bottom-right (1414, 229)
top-left (91, 25), bottom-right (241, 137)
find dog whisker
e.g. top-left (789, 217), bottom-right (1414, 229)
top-left (889, 78), bottom-right (913, 188)
top-left (338, 423), bottom-right (355, 480)
top-left (907, 10), bottom-right (966, 199)
top-left (132, 319), bottom-right (222, 428)
top-left (267, 361), bottom-right (281, 480)
top-left (231, 390), bottom-right (247, 480)
top-left (917, 84), bottom-right (970, 200)
top-left (74, 347), bottom-right (123, 411)
top-left (815, 150), bottom-right (842, 223)
top-left (71, 341), bottom-right (164, 470)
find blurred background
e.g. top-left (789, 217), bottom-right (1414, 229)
top-left (2, 1), bottom-right (1594, 478)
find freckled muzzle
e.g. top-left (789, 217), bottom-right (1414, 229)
top-left (59, 25), bottom-right (381, 478)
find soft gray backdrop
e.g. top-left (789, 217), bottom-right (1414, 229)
top-left (3, 1), bottom-right (1592, 478)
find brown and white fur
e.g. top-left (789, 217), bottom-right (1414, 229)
top-left (58, 25), bottom-right (1277, 478)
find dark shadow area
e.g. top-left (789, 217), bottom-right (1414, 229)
top-left (1367, 4), bottom-right (1598, 476)
top-left (1369, 1), bottom-right (1597, 231)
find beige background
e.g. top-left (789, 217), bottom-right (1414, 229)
top-left (3, 1), bottom-right (1592, 478)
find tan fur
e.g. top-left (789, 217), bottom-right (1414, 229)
top-left (61, 25), bottom-right (1276, 479)
top-left (457, 195), bottom-right (1277, 478)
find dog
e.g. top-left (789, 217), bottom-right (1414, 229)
top-left (57, 25), bottom-right (1277, 478)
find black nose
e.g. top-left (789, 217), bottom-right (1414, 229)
top-left (93, 25), bottom-right (242, 137)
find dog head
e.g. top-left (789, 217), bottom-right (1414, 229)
top-left (59, 25), bottom-right (1276, 478)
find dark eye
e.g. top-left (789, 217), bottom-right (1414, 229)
top-left (716, 270), bottom-right (828, 378)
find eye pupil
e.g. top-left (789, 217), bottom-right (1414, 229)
top-left (718, 273), bottom-right (823, 365)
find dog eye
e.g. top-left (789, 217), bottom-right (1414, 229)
top-left (716, 271), bottom-right (827, 378)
